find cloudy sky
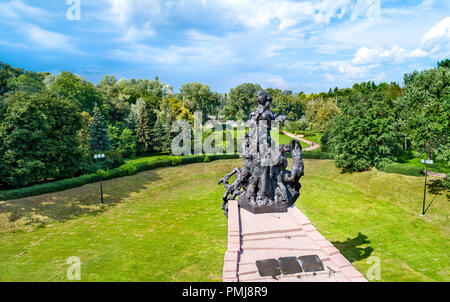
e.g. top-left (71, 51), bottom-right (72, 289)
top-left (0, 0), bottom-right (449, 93)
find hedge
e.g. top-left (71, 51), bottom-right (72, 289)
top-left (378, 163), bottom-right (423, 177)
top-left (0, 154), bottom-right (239, 201)
top-left (302, 152), bottom-right (333, 159)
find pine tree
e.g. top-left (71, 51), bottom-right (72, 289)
top-left (152, 119), bottom-right (172, 152)
top-left (90, 106), bottom-right (110, 152)
top-left (136, 105), bottom-right (152, 153)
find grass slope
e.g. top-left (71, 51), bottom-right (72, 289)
top-left (0, 159), bottom-right (448, 281)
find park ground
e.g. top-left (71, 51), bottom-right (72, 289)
top-left (0, 159), bottom-right (448, 282)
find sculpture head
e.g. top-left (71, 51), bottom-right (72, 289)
top-left (256, 91), bottom-right (272, 106)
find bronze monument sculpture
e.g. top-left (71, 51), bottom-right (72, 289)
top-left (219, 91), bottom-right (304, 216)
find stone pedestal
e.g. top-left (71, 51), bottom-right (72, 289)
top-left (222, 200), bottom-right (367, 282)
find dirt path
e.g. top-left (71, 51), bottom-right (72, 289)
top-left (282, 130), bottom-right (320, 151)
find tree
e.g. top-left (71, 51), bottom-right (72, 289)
top-left (0, 92), bottom-right (82, 187)
top-left (437, 59), bottom-right (450, 68)
top-left (326, 82), bottom-right (403, 172)
top-left (222, 83), bottom-right (263, 120)
top-left (314, 99), bottom-right (340, 131)
top-left (79, 111), bottom-right (92, 156)
top-left (107, 124), bottom-right (123, 151)
top-left (160, 97), bottom-right (193, 123)
top-left (118, 128), bottom-right (137, 158)
top-left (399, 67), bottom-right (449, 162)
top-left (267, 88), bottom-right (306, 121)
top-left (10, 73), bottom-right (45, 93)
top-left (50, 71), bottom-right (103, 113)
top-left (0, 61), bottom-right (23, 96)
top-left (180, 82), bottom-right (220, 122)
top-left (136, 105), bottom-right (152, 153)
top-left (90, 106), bottom-right (110, 153)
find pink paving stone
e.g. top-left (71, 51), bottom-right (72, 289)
top-left (306, 231), bottom-right (327, 241)
top-left (331, 253), bottom-right (353, 268)
top-left (223, 201), bottom-right (367, 282)
top-left (223, 261), bottom-right (238, 272)
top-left (224, 251), bottom-right (238, 262)
top-left (323, 246), bottom-right (340, 256)
top-left (340, 266), bottom-right (365, 279)
top-left (222, 271), bottom-right (237, 280)
top-left (303, 224), bottom-right (317, 232)
top-left (351, 277), bottom-right (369, 282)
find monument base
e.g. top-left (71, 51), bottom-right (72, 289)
top-left (238, 196), bottom-right (291, 214)
top-left (222, 200), bottom-right (368, 282)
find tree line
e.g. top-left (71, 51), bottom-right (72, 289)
top-left (0, 59), bottom-right (448, 188)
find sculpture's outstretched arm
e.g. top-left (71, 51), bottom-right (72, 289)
top-left (274, 114), bottom-right (286, 123)
top-left (218, 167), bottom-right (240, 185)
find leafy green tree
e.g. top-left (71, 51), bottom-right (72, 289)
top-left (327, 82), bottom-right (403, 172)
top-left (437, 59), bottom-right (450, 68)
top-left (180, 82), bottom-right (220, 122)
top-left (0, 92), bottom-right (82, 187)
top-left (399, 67), bottom-right (449, 162)
top-left (78, 111), bottom-right (92, 156)
top-left (9, 73), bottom-right (45, 93)
top-left (222, 83), bottom-right (263, 120)
top-left (267, 88), bottom-right (306, 121)
top-left (118, 128), bottom-right (137, 158)
top-left (50, 71), bottom-right (103, 113)
top-left (0, 61), bottom-right (23, 96)
top-left (90, 106), bottom-right (111, 152)
top-left (107, 124), bottom-right (123, 151)
top-left (314, 99), bottom-right (340, 131)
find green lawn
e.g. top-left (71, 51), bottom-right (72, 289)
top-left (0, 159), bottom-right (448, 281)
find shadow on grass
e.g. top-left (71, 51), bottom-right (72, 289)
top-left (0, 170), bottom-right (162, 232)
top-left (332, 233), bottom-right (373, 263)
top-left (423, 179), bottom-right (449, 214)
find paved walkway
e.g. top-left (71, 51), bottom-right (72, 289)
top-left (282, 130), bottom-right (320, 152)
top-left (223, 200), bottom-right (367, 282)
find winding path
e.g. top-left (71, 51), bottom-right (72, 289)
top-left (282, 130), bottom-right (320, 152)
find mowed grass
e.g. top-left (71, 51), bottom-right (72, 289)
top-left (0, 159), bottom-right (448, 281)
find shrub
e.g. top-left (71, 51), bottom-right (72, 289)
top-left (204, 155), bottom-right (211, 163)
top-left (104, 150), bottom-right (124, 169)
top-left (379, 163), bottom-right (423, 176)
top-left (119, 163), bottom-right (137, 176)
top-left (170, 157), bottom-right (183, 166)
top-left (302, 152), bottom-right (333, 159)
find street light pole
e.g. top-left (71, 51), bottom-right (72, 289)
top-left (420, 159), bottom-right (433, 216)
top-left (422, 162), bottom-right (427, 216)
top-left (94, 154), bottom-right (105, 204)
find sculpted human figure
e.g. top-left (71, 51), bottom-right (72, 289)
top-left (219, 91), bottom-right (303, 215)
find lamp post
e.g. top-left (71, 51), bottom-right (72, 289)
top-left (94, 153), bottom-right (105, 204)
top-left (421, 159), bottom-right (433, 216)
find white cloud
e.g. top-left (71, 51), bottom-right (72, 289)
top-left (352, 45), bottom-right (428, 65)
top-left (0, 0), bottom-right (50, 20)
top-left (109, 30), bottom-right (236, 66)
top-left (421, 17), bottom-right (450, 45)
top-left (25, 25), bottom-right (76, 51)
top-left (119, 23), bottom-right (155, 42)
top-left (420, 17), bottom-right (450, 58)
top-left (349, 0), bottom-right (381, 22)
top-left (266, 76), bottom-right (289, 89)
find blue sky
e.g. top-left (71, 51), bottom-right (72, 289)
top-left (0, 0), bottom-right (449, 93)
